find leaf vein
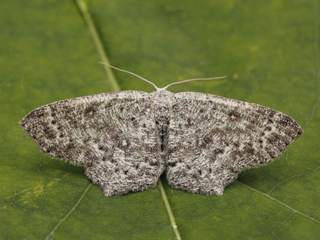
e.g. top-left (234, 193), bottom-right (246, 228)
top-left (44, 183), bottom-right (92, 240)
top-left (239, 182), bottom-right (320, 224)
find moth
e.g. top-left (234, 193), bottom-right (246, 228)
top-left (20, 65), bottom-right (303, 196)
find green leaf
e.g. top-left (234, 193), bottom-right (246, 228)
top-left (1, 0), bottom-right (319, 239)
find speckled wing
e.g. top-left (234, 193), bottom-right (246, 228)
top-left (166, 92), bottom-right (303, 196)
top-left (20, 91), bottom-right (165, 196)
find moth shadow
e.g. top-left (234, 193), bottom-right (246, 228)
top-left (237, 168), bottom-right (271, 186)
top-left (38, 157), bottom-right (86, 183)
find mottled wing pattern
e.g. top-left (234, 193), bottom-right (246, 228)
top-left (20, 91), bottom-right (165, 196)
top-left (166, 92), bottom-right (303, 195)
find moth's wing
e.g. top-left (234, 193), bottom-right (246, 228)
top-left (20, 91), bottom-right (164, 196)
top-left (166, 92), bottom-right (303, 195)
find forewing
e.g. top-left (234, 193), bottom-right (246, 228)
top-left (166, 92), bottom-right (303, 195)
top-left (20, 91), bottom-right (164, 196)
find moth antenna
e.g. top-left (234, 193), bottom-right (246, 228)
top-left (163, 76), bottom-right (227, 90)
top-left (100, 62), bottom-right (159, 90)
top-left (100, 62), bottom-right (226, 91)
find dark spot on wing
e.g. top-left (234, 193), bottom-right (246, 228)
top-left (228, 110), bottom-right (241, 122)
top-left (265, 126), bottom-right (272, 131)
top-left (214, 149), bottom-right (224, 154)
